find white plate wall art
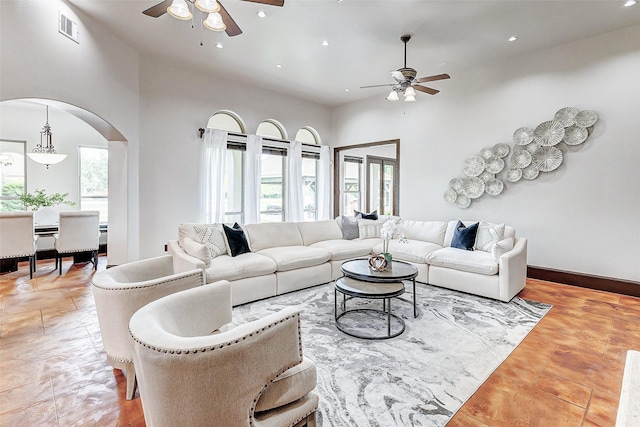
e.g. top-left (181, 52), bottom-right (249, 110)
top-left (463, 155), bottom-right (486, 177)
top-left (513, 127), bottom-right (534, 146)
top-left (533, 120), bottom-right (565, 146)
top-left (444, 106), bottom-right (597, 208)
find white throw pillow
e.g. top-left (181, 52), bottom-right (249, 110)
top-left (192, 224), bottom-right (227, 258)
top-left (491, 238), bottom-right (514, 263)
top-left (182, 237), bottom-right (212, 268)
top-left (475, 221), bottom-right (506, 252)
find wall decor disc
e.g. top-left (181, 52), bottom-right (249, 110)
top-left (443, 189), bottom-right (458, 203)
top-left (505, 167), bottom-right (523, 182)
top-left (533, 120), bottom-right (565, 146)
top-left (554, 107), bottom-right (580, 127)
top-left (449, 177), bottom-right (464, 193)
top-left (485, 178), bottom-right (504, 196)
top-left (479, 147), bottom-right (494, 159)
top-left (463, 155), bottom-right (486, 177)
top-left (531, 145), bottom-right (563, 172)
top-left (485, 156), bottom-right (505, 174)
top-left (462, 177), bottom-right (485, 199)
top-left (575, 110), bottom-right (598, 128)
top-left (522, 165), bottom-right (540, 180)
top-left (511, 150), bottom-right (532, 169)
top-left (526, 141), bottom-right (543, 153)
top-left (456, 193), bottom-right (471, 208)
top-left (493, 143), bottom-right (510, 158)
top-left (513, 127), bottom-right (534, 145)
top-left (479, 171), bottom-right (495, 182)
top-left (562, 124), bottom-right (588, 146)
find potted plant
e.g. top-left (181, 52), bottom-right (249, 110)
top-left (19, 188), bottom-right (76, 211)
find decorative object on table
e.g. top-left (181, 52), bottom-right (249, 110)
top-left (368, 254), bottom-right (388, 272)
top-left (19, 188), bottom-right (76, 212)
top-left (379, 219), bottom-right (397, 264)
top-left (27, 106), bottom-right (67, 169)
top-left (445, 106), bottom-right (598, 208)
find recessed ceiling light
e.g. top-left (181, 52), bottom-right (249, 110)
top-left (215, 43), bottom-right (223, 49)
top-left (439, 61), bottom-right (448, 66)
top-left (257, 10), bottom-right (266, 18)
top-left (321, 40), bottom-right (329, 46)
top-left (276, 64), bottom-right (283, 68)
top-left (344, 88), bottom-right (350, 92)
top-left (508, 36), bottom-right (518, 42)
top-left (624, 0), bottom-right (636, 6)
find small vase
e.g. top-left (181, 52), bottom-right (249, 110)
top-left (382, 252), bottom-right (392, 265)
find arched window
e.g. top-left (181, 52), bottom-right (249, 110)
top-left (256, 119), bottom-right (288, 140)
top-left (207, 110), bottom-right (246, 133)
top-left (294, 126), bottom-right (322, 145)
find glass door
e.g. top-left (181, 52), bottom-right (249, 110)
top-left (367, 156), bottom-right (396, 215)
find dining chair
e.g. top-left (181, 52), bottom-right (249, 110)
top-left (0, 211), bottom-right (37, 279)
top-left (54, 211), bottom-right (100, 275)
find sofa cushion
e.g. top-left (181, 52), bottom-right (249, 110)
top-left (397, 220), bottom-right (447, 246)
top-left (205, 253), bottom-right (277, 282)
top-left (310, 239), bottom-right (372, 261)
top-left (340, 215), bottom-right (360, 240)
top-left (451, 221), bottom-right (479, 251)
top-left (182, 237), bottom-right (212, 268)
top-left (179, 223), bottom-right (227, 259)
top-left (222, 223), bottom-right (251, 257)
top-left (355, 209), bottom-right (378, 220)
top-left (373, 240), bottom-right (442, 264)
top-left (296, 220), bottom-right (343, 245)
top-left (491, 237), bottom-right (515, 262)
top-left (244, 222), bottom-right (303, 252)
top-left (426, 247), bottom-right (499, 276)
top-left (255, 357), bottom-right (317, 412)
top-left (258, 246), bottom-right (332, 272)
top-left (475, 221), bottom-right (505, 252)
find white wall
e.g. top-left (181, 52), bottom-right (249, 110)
top-left (137, 55), bottom-right (331, 258)
top-left (332, 25), bottom-right (640, 282)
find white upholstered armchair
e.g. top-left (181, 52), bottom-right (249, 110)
top-left (54, 210), bottom-right (100, 274)
top-left (92, 255), bottom-right (205, 400)
top-left (0, 212), bottom-right (36, 279)
top-left (129, 280), bottom-right (319, 427)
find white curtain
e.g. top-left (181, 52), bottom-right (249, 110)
top-left (317, 145), bottom-right (331, 220)
top-left (244, 134), bottom-right (262, 224)
top-left (201, 128), bottom-right (228, 223)
top-left (286, 140), bottom-right (303, 222)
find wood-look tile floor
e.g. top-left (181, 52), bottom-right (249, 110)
top-left (1, 260), bottom-right (639, 426)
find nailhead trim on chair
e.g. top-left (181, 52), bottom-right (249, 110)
top-left (92, 271), bottom-right (203, 291)
top-left (0, 253), bottom-right (35, 258)
top-left (58, 247), bottom-right (99, 253)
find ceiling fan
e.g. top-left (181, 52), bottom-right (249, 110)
top-left (142, 0), bottom-right (284, 37)
top-left (361, 35), bottom-right (450, 102)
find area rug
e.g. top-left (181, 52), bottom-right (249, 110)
top-left (233, 283), bottom-right (551, 426)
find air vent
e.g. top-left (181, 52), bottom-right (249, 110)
top-left (58, 11), bottom-right (79, 43)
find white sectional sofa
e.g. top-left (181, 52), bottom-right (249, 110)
top-left (167, 217), bottom-right (527, 306)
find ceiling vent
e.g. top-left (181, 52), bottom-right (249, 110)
top-left (58, 11), bottom-right (79, 43)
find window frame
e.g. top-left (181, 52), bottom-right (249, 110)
top-left (78, 145), bottom-right (108, 222)
top-left (0, 139), bottom-right (27, 212)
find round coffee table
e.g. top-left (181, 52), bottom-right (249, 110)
top-left (340, 258), bottom-right (419, 318)
top-left (334, 276), bottom-right (406, 340)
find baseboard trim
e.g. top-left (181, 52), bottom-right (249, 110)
top-left (527, 266), bottom-right (640, 297)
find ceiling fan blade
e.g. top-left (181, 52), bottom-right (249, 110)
top-left (218, 2), bottom-right (243, 36)
top-left (242, 0), bottom-right (284, 6)
top-left (361, 84), bottom-right (395, 89)
top-left (417, 73), bottom-right (450, 83)
top-left (142, 0), bottom-right (172, 17)
top-left (414, 85), bottom-right (440, 95)
top-left (391, 70), bottom-right (404, 82)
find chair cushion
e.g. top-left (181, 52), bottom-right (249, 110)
top-left (426, 247), bottom-right (499, 275)
top-left (373, 240), bottom-right (442, 264)
top-left (258, 246), bottom-right (332, 272)
top-left (205, 253), bottom-right (277, 282)
top-left (310, 239), bottom-right (372, 261)
top-left (255, 357), bottom-right (317, 412)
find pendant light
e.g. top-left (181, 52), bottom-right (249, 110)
top-left (27, 106), bottom-right (67, 169)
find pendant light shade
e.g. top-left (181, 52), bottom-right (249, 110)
top-left (386, 90), bottom-right (399, 101)
top-left (27, 106), bottom-right (67, 169)
top-left (404, 95), bottom-right (416, 102)
top-left (195, 0), bottom-right (220, 13)
top-left (203, 12), bottom-right (226, 31)
top-left (404, 86), bottom-right (416, 97)
top-left (167, 0), bottom-right (192, 20)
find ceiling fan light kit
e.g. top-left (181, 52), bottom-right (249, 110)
top-left (203, 12), bottom-right (226, 31)
top-left (167, 0), bottom-right (192, 20)
top-left (361, 34), bottom-right (450, 102)
top-left (195, 0), bottom-right (220, 13)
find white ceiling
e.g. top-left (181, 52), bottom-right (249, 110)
top-left (68, 0), bottom-right (640, 107)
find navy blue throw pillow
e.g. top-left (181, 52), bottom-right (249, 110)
top-left (222, 223), bottom-right (251, 257)
top-left (451, 221), bottom-right (479, 251)
top-left (354, 210), bottom-right (378, 220)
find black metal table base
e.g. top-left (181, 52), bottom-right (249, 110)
top-left (334, 288), bottom-right (406, 340)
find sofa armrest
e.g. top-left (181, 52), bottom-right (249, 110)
top-left (167, 239), bottom-right (205, 273)
top-left (498, 237), bottom-right (527, 302)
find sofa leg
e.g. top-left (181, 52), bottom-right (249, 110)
top-left (125, 362), bottom-right (137, 400)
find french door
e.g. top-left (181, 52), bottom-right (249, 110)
top-left (366, 156), bottom-right (397, 216)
